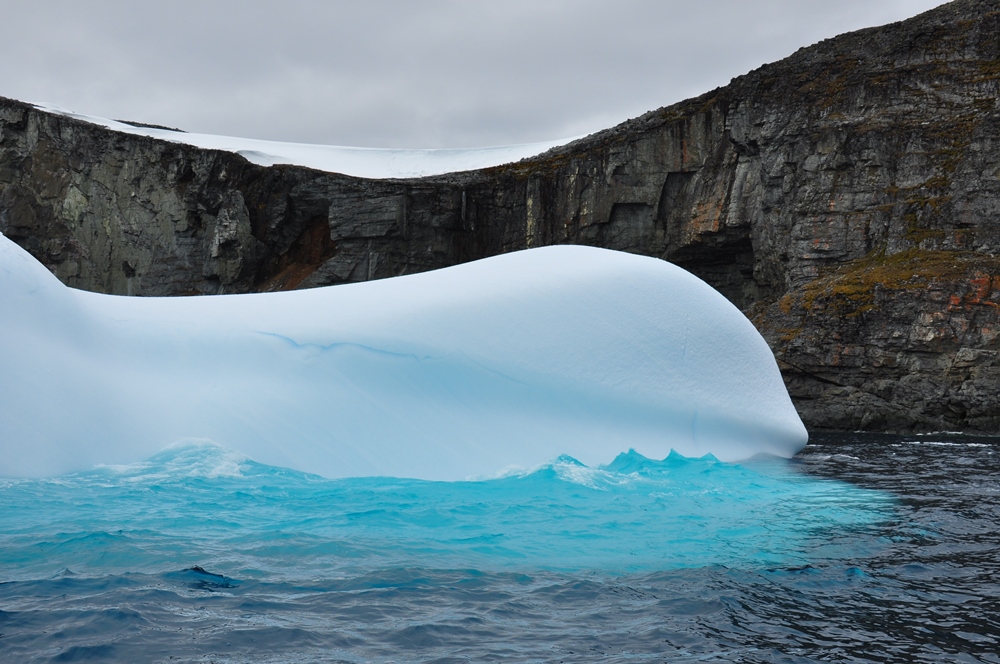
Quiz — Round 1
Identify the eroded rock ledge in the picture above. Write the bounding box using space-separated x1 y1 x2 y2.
3 0 1000 434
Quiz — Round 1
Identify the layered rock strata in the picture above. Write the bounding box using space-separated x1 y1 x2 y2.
2 0 1000 433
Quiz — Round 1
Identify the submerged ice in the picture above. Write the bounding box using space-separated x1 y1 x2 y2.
0 233 806 479
0 445 887 578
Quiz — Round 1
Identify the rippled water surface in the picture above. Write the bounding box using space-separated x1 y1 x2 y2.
1 433 997 662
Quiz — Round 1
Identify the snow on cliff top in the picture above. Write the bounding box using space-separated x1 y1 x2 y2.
32 102 578 179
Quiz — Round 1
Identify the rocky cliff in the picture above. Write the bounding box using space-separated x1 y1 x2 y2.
3 0 1000 434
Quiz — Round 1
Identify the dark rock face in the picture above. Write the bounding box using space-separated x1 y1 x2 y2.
753 250 1000 432
0 108 470 295
2 0 1000 433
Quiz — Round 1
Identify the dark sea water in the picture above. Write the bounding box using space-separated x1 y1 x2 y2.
0 433 997 663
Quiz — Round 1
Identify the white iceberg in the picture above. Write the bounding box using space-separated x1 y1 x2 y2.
0 232 807 480
30 102 579 179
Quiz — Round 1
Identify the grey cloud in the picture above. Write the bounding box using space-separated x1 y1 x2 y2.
1 0 946 148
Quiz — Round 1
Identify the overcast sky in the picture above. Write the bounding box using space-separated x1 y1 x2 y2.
1 0 947 148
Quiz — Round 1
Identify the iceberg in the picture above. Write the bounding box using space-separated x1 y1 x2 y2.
0 232 807 480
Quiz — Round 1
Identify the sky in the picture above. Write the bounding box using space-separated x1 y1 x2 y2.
0 0 948 149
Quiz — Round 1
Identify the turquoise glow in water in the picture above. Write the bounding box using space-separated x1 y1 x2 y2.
3 437 996 663
0 444 890 580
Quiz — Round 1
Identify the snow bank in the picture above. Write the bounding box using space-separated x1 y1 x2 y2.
31 103 578 179
0 233 807 479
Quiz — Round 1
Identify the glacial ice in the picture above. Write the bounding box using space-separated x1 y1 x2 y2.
0 232 807 480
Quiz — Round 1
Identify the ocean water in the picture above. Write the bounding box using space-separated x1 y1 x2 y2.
0 434 997 663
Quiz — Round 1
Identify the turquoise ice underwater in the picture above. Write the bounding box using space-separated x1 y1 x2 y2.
0 230 889 576
0 232 908 663
0 444 891 580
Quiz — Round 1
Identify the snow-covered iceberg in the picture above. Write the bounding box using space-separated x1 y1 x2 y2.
0 232 807 480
